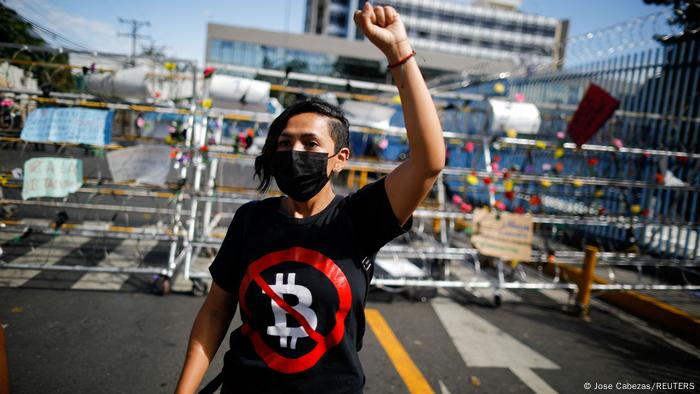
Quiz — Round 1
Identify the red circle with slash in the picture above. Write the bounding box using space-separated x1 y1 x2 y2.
238 246 352 374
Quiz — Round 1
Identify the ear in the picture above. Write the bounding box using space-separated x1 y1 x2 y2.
333 147 351 174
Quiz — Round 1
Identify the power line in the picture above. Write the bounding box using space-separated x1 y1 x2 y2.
11 12 93 51
118 18 151 62
11 0 94 51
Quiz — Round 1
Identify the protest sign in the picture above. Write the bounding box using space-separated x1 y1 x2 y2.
106 145 172 186
22 158 83 200
21 107 113 145
471 208 533 261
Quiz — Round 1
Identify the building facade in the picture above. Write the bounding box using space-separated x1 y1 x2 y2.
304 0 568 70
205 23 520 85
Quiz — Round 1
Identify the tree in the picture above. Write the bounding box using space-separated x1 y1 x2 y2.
0 3 73 93
644 0 700 43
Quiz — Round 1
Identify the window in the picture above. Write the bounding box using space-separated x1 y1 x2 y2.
497 41 515 52
330 11 348 26
437 33 452 42
208 40 222 62
460 15 475 25
480 40 493 49
222 42 234 64
438 11 452 22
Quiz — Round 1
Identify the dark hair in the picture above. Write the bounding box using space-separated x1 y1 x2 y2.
254 98 350 193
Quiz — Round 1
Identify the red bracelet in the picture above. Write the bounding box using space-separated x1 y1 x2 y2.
387 50 416 69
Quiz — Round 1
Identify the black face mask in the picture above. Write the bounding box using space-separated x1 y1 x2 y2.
272 150 338 202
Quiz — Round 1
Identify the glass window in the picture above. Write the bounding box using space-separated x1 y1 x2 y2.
208 40 221 62
222 42 234 64
437 33 452 42
480 40 493 49
499 41 515 52
355 27 365 40
438 11 452 22
330 11 348 26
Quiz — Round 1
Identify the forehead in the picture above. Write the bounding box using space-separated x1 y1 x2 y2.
281 113 333 139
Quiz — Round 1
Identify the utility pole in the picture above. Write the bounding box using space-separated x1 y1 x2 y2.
118 18 151 63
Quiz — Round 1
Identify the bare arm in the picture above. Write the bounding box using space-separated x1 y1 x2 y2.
0 323 9 394
175 282 237 394
354 4 445 226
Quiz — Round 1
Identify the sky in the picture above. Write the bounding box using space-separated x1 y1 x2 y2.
2 0 670 66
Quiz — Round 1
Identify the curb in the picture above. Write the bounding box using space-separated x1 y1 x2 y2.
544 262 700 347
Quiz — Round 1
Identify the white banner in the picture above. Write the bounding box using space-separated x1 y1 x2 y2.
106 145 172 186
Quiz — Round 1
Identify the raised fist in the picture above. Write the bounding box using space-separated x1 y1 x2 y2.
353 2 412 64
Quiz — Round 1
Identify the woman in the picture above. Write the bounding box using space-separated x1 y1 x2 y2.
175 3 445 393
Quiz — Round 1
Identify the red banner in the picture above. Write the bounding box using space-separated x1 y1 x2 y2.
567 84 620 147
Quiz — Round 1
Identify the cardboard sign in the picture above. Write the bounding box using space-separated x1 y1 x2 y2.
471 208 533 261
22 158 83 200
21 107 113 145
106 145 172 186
566 84 619 147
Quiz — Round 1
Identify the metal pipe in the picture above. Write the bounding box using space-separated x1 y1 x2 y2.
0 261 169 275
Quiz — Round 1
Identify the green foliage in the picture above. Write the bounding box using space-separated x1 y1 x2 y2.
0 3 74 93
643 0 700 43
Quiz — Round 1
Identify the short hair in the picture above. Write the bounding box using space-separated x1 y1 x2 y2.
254 98 350 193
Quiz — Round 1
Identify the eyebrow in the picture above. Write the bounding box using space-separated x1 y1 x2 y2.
279 131 322 139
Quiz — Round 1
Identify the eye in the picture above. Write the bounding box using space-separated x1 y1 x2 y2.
277 140 290 147
305 140 320 148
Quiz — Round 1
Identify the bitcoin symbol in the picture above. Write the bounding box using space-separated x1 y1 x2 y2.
265 273 318 350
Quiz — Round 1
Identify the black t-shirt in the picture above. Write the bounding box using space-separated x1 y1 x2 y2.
209 177 413 394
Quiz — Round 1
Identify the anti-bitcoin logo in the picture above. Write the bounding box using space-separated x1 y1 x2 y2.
239 246 352 373
265 272 318 350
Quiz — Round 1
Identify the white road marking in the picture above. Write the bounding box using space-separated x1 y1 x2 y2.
71 239 159 290
432 297 560 394
375 257 427 278
0 235 93 287
449 260 523 302
438 379 451 394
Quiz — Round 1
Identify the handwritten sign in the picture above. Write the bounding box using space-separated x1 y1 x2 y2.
21 107 113 145
567 84 619 147
106 145 172 186
22 158 83 200
471 208 533 261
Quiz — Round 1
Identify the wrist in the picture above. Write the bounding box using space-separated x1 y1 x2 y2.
384 40 413 65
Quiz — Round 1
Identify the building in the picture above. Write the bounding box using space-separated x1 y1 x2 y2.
205 23 520 86
304 0 568 70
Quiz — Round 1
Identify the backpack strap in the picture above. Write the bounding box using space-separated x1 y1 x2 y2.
198 371 223 394
360 253 376 305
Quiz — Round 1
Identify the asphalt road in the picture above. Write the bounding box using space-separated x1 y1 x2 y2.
1 286 698 394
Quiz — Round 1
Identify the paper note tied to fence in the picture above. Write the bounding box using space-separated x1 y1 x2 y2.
470 208 533 261
20 107 113 146
22 158 83 200
106 145 172 186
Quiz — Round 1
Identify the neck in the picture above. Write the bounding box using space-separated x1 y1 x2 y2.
283 183 336 218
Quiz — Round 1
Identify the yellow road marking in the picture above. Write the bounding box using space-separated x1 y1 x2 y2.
365 308 435 394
